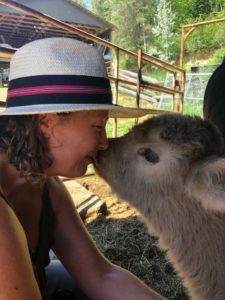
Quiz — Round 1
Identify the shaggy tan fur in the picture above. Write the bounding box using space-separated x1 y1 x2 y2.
95 114 225 300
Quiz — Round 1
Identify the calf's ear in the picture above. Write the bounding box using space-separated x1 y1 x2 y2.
186 158 225 212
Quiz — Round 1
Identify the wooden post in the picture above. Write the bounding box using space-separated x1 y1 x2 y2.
171 73 176 111
177 71 185 113
136 49 142 108
135 49 142 125
112 48 119 137
179 26 185 69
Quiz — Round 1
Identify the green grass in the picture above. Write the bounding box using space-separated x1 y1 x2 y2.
106 118 136 137
107 92 154 137
183 99 203 117
108 93 204 137
0 87 7 100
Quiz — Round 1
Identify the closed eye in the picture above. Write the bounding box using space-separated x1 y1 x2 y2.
93 125 105 133
95 125 104 131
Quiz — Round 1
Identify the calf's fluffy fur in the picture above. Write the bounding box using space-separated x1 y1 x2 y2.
95 113 225 300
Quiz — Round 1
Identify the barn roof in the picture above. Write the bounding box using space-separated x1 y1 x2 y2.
0 0 114 51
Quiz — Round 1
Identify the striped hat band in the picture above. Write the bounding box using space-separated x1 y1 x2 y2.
7 75 112 108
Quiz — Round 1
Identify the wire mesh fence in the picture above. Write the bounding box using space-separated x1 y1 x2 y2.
158 72 215 117
110 70 216 137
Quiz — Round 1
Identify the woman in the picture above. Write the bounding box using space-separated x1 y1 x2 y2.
0 37 165 299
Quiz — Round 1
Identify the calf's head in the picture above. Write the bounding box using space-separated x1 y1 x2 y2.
95 114 225 212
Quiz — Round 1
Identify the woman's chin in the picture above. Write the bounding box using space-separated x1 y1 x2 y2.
74 165 88 178
46 161 89 178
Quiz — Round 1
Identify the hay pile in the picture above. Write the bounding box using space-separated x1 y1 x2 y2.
77 175 189 299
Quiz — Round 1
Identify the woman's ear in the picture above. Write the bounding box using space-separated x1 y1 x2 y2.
38 114 63 148
38 114 56 137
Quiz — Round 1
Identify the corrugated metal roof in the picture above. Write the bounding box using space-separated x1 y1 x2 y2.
0 0 114 28
0 0 114 48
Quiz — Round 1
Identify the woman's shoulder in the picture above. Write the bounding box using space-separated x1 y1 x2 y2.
0 193 42 299
46 176 74 210
0 192 29 256
46 176 70 194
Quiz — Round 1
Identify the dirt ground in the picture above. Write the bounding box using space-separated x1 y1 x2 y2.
76 175 189 300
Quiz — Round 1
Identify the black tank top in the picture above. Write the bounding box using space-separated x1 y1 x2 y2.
0 184 55 299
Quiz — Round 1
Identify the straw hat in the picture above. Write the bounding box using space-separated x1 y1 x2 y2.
0 37 151 118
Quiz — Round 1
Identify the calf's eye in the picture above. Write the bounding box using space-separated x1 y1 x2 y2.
138 148 159 164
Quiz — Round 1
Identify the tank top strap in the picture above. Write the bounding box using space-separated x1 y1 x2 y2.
0 190 9 204
31 182 56 297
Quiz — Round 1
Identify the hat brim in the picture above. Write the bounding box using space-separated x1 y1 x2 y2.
0 103 159 118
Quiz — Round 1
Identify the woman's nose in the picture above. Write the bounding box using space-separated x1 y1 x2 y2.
98 129 108 150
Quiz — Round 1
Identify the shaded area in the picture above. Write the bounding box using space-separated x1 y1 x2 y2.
86 215 188 299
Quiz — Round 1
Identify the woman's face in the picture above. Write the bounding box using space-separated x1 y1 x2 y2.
38 111 108 178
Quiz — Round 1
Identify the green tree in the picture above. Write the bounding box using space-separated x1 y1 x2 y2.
152 0 176 61
209 0 225 12
170 0 196 25
90 0 111 20
71 0 88 8
89 0 225 65
90 0 157 68
191 0 212 18
90 0 156 52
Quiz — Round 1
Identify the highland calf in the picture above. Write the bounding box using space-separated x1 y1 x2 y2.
95 113 225 300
